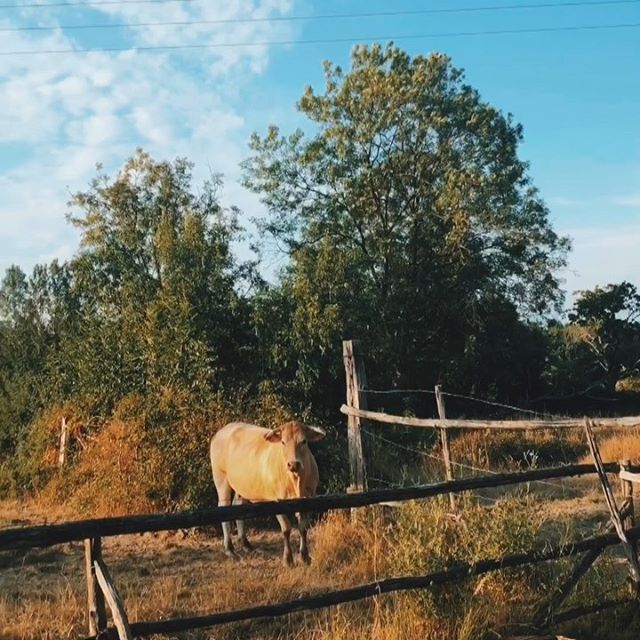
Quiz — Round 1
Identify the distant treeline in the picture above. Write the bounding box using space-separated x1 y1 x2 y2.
1 45 639 506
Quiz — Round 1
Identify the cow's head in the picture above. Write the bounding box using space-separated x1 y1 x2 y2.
264 420 326 475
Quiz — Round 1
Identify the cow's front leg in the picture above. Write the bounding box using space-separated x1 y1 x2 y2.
276 514 294 567
234 495 254 552
214 477 238 559
297 512 311 565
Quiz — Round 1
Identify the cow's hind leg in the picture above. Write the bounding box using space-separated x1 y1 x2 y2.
276 514 294 567
212 471 238 559
296 512 311 565
234 495 254 552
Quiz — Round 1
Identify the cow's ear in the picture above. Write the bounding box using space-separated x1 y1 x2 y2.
264 428 281 443
304 425 326 442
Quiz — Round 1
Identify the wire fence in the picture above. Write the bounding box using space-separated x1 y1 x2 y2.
358 385 596 500
362 425 582 498
363 387 559 418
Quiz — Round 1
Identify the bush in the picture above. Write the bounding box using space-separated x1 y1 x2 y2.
6 384 347 516
312 496 552 639
388 496 545 631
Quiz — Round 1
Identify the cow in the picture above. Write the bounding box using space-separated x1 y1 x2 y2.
210 420 326 566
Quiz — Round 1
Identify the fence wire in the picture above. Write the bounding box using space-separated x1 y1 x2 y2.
362 425 583 497
362 387 562 419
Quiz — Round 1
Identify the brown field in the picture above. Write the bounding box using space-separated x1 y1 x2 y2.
3 430 640 640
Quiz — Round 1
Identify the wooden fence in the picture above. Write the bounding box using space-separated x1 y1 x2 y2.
1 461 638 639
341 339 640 495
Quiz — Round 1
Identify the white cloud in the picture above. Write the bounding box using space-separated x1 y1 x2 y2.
613 194 640 207
0 1 300 275
560 223 640 297
548 196 587 208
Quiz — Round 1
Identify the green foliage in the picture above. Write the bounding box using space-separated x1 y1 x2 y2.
566 282 640 392
0 151 266 504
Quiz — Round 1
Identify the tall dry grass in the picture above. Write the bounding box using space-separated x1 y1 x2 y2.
579 430 640 463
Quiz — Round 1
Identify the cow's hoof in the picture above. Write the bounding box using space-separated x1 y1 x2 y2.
283 554 294 567
224 549 241 561
300 551 311 565
240 539 255 553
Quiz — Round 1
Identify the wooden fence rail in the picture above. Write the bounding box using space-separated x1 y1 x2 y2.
0 462 624 552
85 525 640 640
340 404 640 431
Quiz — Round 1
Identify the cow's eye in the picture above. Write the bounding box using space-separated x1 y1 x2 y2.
300 440 307 446
281 441 285 445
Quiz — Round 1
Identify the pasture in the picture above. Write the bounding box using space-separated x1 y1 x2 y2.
2 449 640 639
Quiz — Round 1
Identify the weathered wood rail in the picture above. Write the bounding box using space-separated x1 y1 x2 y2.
2 460 638 640
0 462 622 551
85 525 640 640
340 404 640 431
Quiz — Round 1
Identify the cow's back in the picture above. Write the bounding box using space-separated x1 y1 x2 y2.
210 422 286 502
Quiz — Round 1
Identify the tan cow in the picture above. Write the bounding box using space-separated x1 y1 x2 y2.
210 420 326 566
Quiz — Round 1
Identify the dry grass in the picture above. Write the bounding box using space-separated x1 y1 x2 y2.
4 425 640 640
0 494 636 640
579 430 640 463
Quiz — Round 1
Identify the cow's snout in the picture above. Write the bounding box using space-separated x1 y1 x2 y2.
287 460 302 473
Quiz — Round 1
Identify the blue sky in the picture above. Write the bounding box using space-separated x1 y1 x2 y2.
1 0 639 304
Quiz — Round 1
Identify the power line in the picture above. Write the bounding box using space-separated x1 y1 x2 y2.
0 0 193 8
2 0 639 11
2 22 639 56
3 0 640 32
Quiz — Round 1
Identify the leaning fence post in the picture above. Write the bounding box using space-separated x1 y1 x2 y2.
435 385 456 511
84 537 107 636
343 340 368 495
584 418 640 585
620 459 635 531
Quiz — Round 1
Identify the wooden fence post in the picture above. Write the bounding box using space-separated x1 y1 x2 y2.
620 459 635 531
84 537 107 636
343 340 368 494
58 416 68 469
435 385 456 511
95 556 134 640
620 458 637 595
584 418 640 585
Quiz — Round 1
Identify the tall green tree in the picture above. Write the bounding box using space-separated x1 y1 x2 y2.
64 150 254 410
564 282 640 393
244 44 569 398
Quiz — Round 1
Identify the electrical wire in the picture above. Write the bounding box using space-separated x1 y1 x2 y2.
0 0 193 8
2 22 640 56
4 0 640 32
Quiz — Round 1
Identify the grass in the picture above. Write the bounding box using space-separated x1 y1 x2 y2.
1 490 635 640
3 428 640 639
580 430 640 463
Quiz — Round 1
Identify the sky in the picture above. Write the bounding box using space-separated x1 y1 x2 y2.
0 0 639 307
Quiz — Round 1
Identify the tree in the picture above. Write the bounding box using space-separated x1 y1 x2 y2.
565 282 640 392
243 44 569 396
0 264 62 453
63 149 255 409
